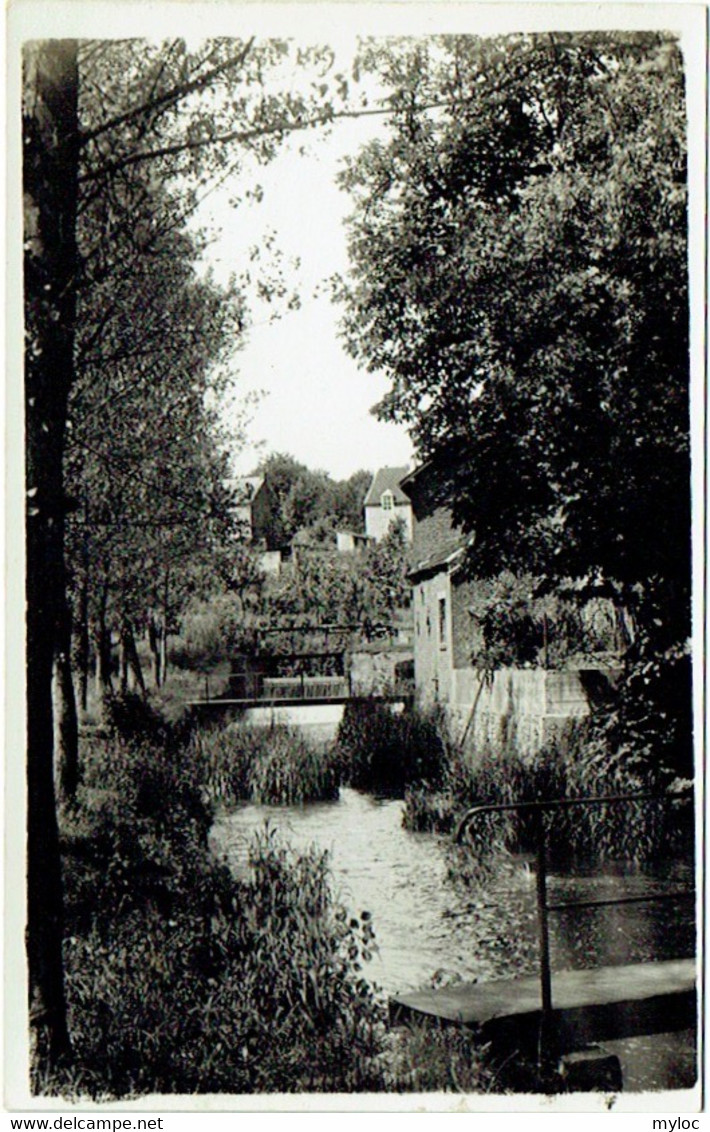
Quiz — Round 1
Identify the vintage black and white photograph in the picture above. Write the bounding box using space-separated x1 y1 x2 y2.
10 0 705 1111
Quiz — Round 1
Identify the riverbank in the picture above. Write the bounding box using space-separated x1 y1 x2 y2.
46 697 500 1098
212 787 695 998
46 696 696 1098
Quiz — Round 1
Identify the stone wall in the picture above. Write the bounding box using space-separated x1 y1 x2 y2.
412 571 454 704
350 647 413 694
442 666 619 761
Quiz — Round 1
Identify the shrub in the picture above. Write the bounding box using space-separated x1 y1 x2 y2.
100 690 196 750
192 721 340 806
55 828 387 1097
337 699 448 797
48 699 394 1097
247 727 339 805
188 722 252 807
169 592 259 670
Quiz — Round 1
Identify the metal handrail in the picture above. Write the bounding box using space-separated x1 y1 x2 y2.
453 791 694 1046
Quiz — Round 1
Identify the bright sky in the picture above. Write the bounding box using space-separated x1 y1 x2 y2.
198 93 414 481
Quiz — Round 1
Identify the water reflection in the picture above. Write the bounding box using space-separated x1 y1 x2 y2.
210 787 695 996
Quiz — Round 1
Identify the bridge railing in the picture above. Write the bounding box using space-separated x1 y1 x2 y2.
453 792 694 1045
196 673 415 704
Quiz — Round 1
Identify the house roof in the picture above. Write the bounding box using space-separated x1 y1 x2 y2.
408 541 467 582
363 466 411 507
229 476 265 504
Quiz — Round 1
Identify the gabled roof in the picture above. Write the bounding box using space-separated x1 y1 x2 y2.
363 466 411 507
229 476 265 504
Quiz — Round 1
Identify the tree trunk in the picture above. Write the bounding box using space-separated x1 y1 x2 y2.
93 612 113 705
52 597 79 803
125 622 146 693
24 39 78 1071
76 503 90 712
119 618 146 694
161 566 169 686
148 610 165 688
119 630 129 692
159 625 168 688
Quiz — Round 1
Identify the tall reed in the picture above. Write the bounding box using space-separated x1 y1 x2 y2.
403 723 693 867
192 720 340 806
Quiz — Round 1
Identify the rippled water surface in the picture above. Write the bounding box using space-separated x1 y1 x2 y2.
210 787 695 996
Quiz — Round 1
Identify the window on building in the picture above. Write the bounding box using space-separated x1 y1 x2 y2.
381 490 393 511
438 596 447 649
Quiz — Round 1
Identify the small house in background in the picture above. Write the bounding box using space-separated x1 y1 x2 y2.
363 466 413 542
229 475 284 574
400 463 620 758
336 530 373 554
231 476 274 547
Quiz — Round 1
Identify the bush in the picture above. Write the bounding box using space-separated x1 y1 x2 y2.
169 593 258 670
55 826 387 1096
47 701 395 1097
101 690 173 747
247 727 340 805
336 700 448 797
192 721 340 806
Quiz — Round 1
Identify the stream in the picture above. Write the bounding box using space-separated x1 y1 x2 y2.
210 787 695 996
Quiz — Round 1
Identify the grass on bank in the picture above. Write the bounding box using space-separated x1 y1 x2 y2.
193 719 339 807
335 699 447 797
329 694 693 867
402 723 694 876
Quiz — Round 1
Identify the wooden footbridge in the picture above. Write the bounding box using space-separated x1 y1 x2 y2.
391 794 696 1088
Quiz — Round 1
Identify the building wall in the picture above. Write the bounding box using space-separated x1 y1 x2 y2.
258 549 282 575
336 531 372 554
447 666 618 761
413 568 618 759
250 484 274 547
234 503 253 542
450 576 484 669
412 569 455 705
364 501 413 543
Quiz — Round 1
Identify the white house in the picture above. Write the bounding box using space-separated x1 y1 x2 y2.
363 466 413 542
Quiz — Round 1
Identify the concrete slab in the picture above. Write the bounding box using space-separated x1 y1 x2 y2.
390 959 696 1028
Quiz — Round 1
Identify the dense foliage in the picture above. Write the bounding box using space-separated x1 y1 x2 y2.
47 702 510 1097
465 571 628 671
403 722 694 868
255 452 372 546
23 33 375 1074
253 517 411 652
194 719 340 806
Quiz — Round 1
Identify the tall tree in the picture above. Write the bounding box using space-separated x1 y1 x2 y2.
339 33 690 768
24 37 78 1068
65 186 243 700
341 33 688 600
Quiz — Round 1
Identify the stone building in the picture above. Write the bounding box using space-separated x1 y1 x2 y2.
400 463 618 758
231 476 275 547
